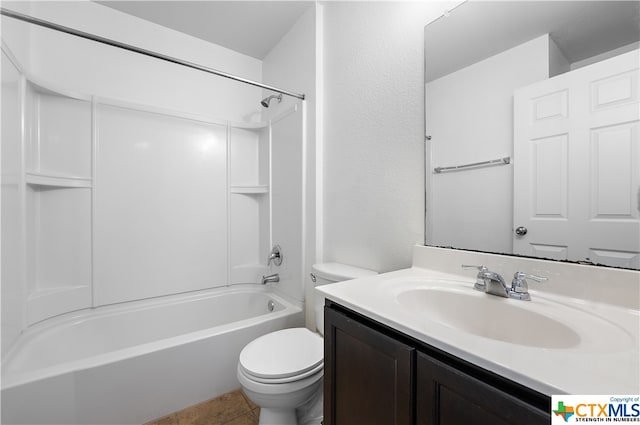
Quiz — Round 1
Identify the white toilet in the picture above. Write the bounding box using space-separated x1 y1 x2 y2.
237 262 377 425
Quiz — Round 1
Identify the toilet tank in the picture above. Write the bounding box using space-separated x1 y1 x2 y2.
311 262 377 335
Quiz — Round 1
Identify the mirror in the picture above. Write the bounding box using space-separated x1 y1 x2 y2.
425 1 640 270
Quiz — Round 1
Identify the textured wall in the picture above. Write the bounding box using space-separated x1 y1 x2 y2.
322 2 447 272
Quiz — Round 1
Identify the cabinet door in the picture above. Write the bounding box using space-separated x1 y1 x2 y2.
324 307 415 425
416 352 548 425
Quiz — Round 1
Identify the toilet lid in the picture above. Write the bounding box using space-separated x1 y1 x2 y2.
239 328 323 381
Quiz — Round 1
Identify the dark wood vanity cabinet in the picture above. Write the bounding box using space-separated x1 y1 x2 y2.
324 302 550 425
416 352 549 425
323 306 414 425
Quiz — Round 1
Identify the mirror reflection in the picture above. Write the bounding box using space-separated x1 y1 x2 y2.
425 1 640 270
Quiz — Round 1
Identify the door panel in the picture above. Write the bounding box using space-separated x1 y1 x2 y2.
514 50 640 268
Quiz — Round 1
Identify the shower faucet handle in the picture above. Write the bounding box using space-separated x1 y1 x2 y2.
267 245 283 266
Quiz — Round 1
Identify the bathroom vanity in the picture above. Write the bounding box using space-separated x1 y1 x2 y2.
323 301 548 425
317 246 640 425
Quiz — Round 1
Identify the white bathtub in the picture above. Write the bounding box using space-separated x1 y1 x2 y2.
1 285 303 425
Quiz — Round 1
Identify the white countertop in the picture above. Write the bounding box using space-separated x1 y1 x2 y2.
317 265 640 396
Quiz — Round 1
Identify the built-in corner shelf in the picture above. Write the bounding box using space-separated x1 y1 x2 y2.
230 185 268 194
26 172 92 188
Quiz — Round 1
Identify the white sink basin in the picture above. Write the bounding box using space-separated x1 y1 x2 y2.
386 278 635 352
397 287 579 348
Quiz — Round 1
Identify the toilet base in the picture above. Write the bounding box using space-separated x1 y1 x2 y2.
259 407 297 425
297 384 324 425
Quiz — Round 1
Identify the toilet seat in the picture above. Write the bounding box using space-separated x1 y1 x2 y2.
239 328 323 384
239 360 324 384
237 363 324 396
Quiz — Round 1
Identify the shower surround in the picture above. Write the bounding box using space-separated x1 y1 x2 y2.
1 3 308 423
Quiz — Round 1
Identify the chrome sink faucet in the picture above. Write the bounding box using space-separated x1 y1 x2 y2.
462 265 509 297
461 265 547 300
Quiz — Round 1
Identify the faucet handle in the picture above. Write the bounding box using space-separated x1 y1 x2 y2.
510 272 548 300
461 264 489 291
516 272 547 282
267 245 283 266
461 264 488 272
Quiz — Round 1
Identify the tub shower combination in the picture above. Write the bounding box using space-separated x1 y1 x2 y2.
2 287 302 424
1 9 307 425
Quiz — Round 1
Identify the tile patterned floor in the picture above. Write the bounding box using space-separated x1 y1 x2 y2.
144 389 259 425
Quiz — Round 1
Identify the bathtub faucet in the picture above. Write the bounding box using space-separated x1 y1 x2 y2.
261 273 280 285
267 245 283 266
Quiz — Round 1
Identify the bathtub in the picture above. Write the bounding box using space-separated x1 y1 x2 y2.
1 285 303 425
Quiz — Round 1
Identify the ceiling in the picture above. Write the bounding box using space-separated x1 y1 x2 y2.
96 1 312 59
425 1 640 82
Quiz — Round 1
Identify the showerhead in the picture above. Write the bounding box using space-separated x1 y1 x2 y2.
261 94 282 108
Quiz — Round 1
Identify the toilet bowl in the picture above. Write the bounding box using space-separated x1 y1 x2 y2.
237 263 377 425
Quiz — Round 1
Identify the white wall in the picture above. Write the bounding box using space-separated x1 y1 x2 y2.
426 35 549 254
548 36 570 77
1 1 262 121
321 2 448 273
571 41 640 71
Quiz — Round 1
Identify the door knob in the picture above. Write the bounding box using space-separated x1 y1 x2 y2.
514 226 528 236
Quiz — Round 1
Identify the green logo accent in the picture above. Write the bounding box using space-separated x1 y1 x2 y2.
553 401 575 422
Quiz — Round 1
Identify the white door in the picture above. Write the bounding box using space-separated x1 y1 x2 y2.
513 50 640 268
